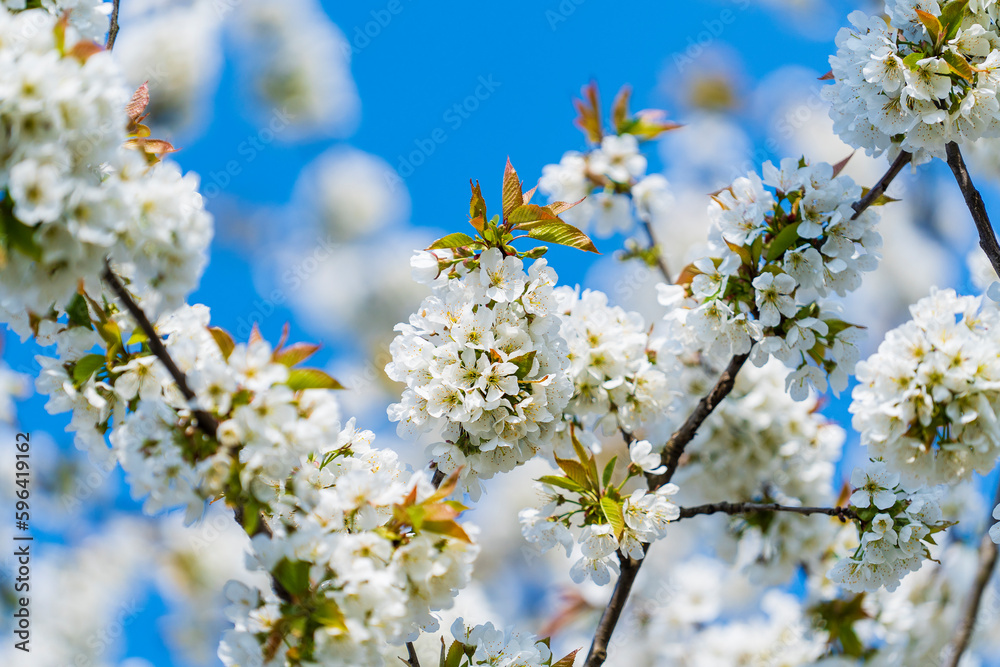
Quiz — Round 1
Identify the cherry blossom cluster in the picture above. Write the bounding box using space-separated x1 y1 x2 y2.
447 619 576 667
33 301 347 520
538 83 678 238
0 7 212 323
28 290 482 664
674 361 848 583
232 0 359 140
659 157 880 399
829 460 949 593
825 1 1000 162
519 437 680 585
1 0 111 42
539 133 673 238
220 467 479 667
552 286 679 444
851 288 1000 486
386 248 573 498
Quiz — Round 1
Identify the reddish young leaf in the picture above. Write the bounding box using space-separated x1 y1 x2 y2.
573 80 603 143
831 151 855 178
501 158 523 219
611 85 632 133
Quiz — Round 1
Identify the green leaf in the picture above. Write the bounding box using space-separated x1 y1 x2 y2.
602 456 618 488
272 558 311 598
508 204 558 227
508 350 536 379
72 354 105 385
97 320 122 348
127 329 148 345
552 649 580 667
725 239 753 267
941 0 970 40
526 221 600 254
444 640 465 667
429 232 477 250
750 232 764 265
0 211 43 262
858 187 900 207
422 519 473 543
902 52 926 70
65 293 93 330
555 457 592 491
209 327 235 360
502 158 523 219
765 221 802 261
314 598 347 631
537 475 584 494
600 496 625 539
286 368 345 391
570 428 600 486
941 49 974 82
274 342 321 367
469 180 488 223
914 9 943 42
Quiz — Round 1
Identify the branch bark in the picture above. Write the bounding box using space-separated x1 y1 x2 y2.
677 501 857 522
851 150 911 221
105 0 121 51
584 552 644 667
647 352 749 490
101 261 290 601
582 149 915 667
942 479 1000 667
101 261 219 438
945 142 1000 280
402 641 421 667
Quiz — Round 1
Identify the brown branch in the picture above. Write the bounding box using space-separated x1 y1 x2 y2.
584 552 644 667
101 260 290 602
648 352 749 490
942 479 1000 667
402 642 421 667
851 150 911 221
582 150 916 667
945 142 1000 280
105 0 121 51
101 260 218 439
640 218 671 282
677 501 857 522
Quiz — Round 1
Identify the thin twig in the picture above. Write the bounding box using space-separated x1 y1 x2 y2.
945 142 1000 279
404 641 422 667
101 260 290 601
647 352 749 490
677 501 857 522
851 150 911 221
640 218 671 282
101 260 218 438
942 479 1000 667
583 149 916 667
105 0 121 51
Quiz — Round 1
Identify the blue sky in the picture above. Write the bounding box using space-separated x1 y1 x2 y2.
9 1 997 664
